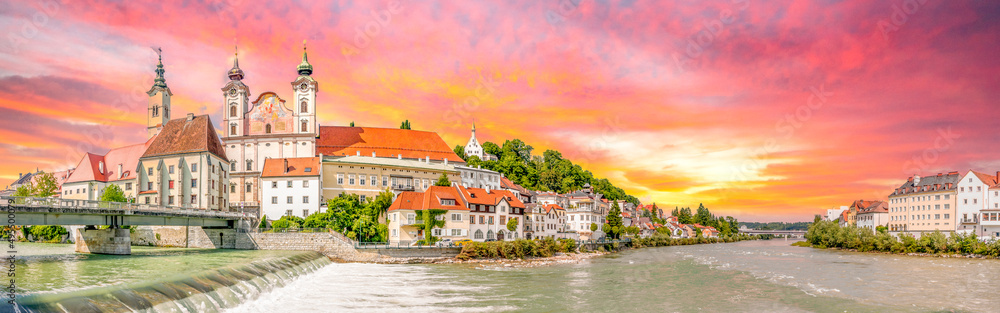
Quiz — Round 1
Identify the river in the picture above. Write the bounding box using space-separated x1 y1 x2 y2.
229 239 997 312
9 239 999 312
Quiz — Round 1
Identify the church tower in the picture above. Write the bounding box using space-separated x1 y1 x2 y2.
147 49 172 138
464 121 484 159
222 46 250 138
291 40 317 135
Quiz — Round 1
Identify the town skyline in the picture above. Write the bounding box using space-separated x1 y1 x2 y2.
2 1 999 222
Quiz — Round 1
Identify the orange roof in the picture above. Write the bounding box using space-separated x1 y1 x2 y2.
970 171 999 186
499 176 529 194
317 126 464 163
261 157 320 178
544 204 565 213
457 186 526 208
388 186 469 212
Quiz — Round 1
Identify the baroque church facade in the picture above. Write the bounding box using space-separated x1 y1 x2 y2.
222 43 318 210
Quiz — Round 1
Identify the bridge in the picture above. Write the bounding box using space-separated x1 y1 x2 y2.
3 196 253 255
739 229 807 238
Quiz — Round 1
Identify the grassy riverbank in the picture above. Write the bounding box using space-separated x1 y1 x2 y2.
802 220 1000 258
455 233 772 260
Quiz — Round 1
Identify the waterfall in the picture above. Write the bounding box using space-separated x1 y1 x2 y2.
12 252 331 313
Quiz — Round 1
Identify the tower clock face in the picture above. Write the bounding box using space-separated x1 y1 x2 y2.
229 88 237 96
299 83 309 91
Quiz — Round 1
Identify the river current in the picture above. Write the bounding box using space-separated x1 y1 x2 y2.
229 239 998 312
10 239 999 312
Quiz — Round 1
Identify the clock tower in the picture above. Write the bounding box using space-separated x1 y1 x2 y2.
291 40 317 135
147 49 171 139
222 47 250 138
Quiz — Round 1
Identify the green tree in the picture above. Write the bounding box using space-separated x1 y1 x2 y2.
349 121 355 127
259 215 269 229
99 184 127 202
453 145 466 161
481 141 502 157
303 212 332 228
414 209 446 244
400 120 411 130
590 223 598 232
506 217 518 232
13 184 33 197
606 201 623 239
33 172 58 198
435 173 451 186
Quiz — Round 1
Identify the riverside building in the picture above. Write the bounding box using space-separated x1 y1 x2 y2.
887 172 960 235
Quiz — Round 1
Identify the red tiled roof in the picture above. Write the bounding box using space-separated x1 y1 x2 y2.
388 186 469 212
858 201 888 214
499 176 530 194
970 171 999 186
261 157 320 178
143 115 227 160
457 186 526 208
544 204 565 213
317 126 464 163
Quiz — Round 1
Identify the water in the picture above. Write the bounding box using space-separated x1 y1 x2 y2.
230 240 998 312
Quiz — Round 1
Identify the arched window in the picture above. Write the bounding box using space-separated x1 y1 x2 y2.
245 182 252 193
265 124 271 134
152 106 159 117
300 101 308 113
474 230 484 239
230 125 237 136
230 106 237 117
301 121 308 132
245 159 252 171
230 161 236 171
486 230 495 240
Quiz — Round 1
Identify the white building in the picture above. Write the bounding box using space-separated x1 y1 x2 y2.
459 186 525 241
463 123 497 161
223 44 318 215
826 206 848 222
456 165 501 190
984 177 1000 238
955 171 995 235
856 201 888 232
260 157 321 219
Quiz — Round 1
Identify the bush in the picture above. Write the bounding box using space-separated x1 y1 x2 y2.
805 221 1000 257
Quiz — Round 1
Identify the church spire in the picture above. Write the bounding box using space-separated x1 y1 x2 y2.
297 40 313 76
153 48 168 89
228 43 245 80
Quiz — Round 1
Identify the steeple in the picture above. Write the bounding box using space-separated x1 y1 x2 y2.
228 44 245 80
153 48 168 89
297 40 313 76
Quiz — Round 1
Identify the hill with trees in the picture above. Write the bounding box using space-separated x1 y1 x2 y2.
453 139 639 204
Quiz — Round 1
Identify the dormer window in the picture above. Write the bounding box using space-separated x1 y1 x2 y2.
440 199 456 206
98 161 104 174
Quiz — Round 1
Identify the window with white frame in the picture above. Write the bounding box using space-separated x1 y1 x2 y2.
287 181 293 188
349 175 355 185
432 228 443 236
360 175 367 186
303 196 309 204
287 196 293 204
383 176 388 187
451 213 462 221
272 196 278 204
337 174 344 185
303 180 309 188
392 229 398 237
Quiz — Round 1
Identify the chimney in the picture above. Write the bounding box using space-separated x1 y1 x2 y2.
356 151 361 156
372 152 376 157
426 156 430 163
186 113 194 121
283 159 289 173
913 175 920 185
397 154 402 160
118 164 123 179
444 158 448 165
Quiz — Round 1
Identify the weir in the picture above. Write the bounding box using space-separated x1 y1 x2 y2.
13 251 331 312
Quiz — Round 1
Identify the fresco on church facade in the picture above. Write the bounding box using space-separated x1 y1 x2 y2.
247 92 294 135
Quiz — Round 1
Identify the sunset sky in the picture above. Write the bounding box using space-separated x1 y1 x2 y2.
1 1 998 222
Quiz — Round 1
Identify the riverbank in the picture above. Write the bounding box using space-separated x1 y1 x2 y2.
803 220 1000 259
791 240 996 259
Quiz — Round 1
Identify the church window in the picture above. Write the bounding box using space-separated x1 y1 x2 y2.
246 160 252 171
152 106 159 117
301 121 308 132
245 182 252 193
230 125 237 136
265 124 272 134
301 101 308 113
230 106 237 117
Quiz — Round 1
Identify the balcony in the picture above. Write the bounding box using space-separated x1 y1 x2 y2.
393 185 415 191
401 218 423 226
960 217 979 224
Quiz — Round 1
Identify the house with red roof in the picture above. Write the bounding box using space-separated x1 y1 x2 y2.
136 114 230 210
459 186 526 241
260 157 321 218
317 126 464 203
387 185 470 245
61 137 156 201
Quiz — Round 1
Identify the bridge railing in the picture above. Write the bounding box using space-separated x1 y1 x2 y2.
1 196 247 219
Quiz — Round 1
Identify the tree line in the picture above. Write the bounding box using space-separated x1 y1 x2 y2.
739 221 811 231
453 138 639 205
670 204 740 237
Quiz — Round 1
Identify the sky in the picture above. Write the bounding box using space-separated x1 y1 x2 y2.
1 0 998 222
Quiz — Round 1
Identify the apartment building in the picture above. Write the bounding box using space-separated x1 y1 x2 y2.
260 157 321 218
386 186 470 244
887 172 959 235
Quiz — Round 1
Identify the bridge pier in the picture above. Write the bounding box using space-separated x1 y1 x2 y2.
75 227 131 255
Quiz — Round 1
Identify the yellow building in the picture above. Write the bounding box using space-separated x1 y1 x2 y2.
387 186 470 244
887 172 960 234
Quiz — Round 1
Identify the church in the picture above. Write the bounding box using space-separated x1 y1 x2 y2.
222 42 318 212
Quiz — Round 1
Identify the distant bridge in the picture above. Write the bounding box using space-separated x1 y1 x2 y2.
739 229 807 237
3 196 248 228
